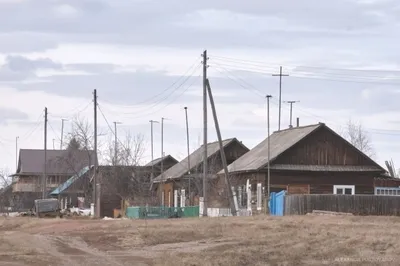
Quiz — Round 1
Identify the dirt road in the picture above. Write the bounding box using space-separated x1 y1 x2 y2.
0 215 399 266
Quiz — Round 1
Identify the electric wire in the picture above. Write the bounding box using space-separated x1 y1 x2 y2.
211 64 400 136
100 57 202 109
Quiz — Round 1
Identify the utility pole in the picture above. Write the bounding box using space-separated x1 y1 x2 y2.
184 107 191 205
265 95 272 214
43 107 48 199
149 120 159 181
202 49 208 217
93 89 99 218
161 117 165 181
206 79 236 216
272 66 289 131
15 136 19 171
113 121 122 165
60 118 68 149
284 101 299 128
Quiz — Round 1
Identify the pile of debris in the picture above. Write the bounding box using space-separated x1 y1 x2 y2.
61 207 92 217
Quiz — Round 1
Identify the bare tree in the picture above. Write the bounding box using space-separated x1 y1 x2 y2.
100 131 151 208
55 116 100 204
341 119 375 158
64 116 94 151
0 168 12 212
0 168 11 188
104 131 146 166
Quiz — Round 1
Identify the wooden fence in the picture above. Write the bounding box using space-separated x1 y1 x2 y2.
285 194 400 216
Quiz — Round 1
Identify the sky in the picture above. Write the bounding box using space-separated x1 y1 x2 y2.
1 0 400 174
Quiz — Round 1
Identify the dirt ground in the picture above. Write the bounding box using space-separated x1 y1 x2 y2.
0 215 399 266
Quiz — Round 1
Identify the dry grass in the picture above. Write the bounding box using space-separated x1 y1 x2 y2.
0 215 399 265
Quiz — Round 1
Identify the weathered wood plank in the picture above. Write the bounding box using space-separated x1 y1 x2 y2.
285 194 400 216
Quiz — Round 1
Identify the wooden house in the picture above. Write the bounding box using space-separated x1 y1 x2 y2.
152 138 249 207
47 155 178 217
11 149 96 210
218 123 387 212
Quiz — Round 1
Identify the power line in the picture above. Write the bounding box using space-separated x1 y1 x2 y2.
211 64 400 136
100 73 201 120
101 64 202 116
211 57 400 85
48 101 92 119
211 54 400 77
100 57 202 109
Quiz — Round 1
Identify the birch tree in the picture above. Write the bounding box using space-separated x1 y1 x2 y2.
342 119 374 158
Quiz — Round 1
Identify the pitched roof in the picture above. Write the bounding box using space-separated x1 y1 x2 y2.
144 155 178 167
224 123 385 174
225 124 321 174
14 149 97 176
153 138 247 182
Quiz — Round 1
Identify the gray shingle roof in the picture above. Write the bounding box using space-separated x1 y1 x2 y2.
15 149 97 175
224 124 323 173
144 155 178 167
224 123 385 174
153 138 244 182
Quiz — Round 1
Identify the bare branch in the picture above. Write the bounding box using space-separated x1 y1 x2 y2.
104 131 146 166
341 119 375 158
0 168 11 188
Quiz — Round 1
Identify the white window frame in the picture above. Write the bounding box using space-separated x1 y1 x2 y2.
375 187 400 196
333 185 355 195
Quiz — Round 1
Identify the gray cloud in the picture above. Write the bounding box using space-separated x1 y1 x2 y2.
3 54 399 118
0 107 29 125
0 55 62 81
0 0 398 52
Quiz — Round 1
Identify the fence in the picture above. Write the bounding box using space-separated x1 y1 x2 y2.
126 206 199 219
285 194 400 216
204 208 252 217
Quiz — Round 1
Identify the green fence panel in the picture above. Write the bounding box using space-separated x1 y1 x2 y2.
126 206 200 219
126 207 141 219
183 206 200 217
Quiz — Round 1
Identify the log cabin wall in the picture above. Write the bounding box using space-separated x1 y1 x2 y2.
273 126 375 166
228 171 377 195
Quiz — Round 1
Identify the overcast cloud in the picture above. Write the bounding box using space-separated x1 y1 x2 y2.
0 0 400 171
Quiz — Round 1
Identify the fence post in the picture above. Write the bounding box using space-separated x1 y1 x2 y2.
199 197 204 217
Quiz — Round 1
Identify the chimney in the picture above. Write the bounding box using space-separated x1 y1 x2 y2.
296 117 300 127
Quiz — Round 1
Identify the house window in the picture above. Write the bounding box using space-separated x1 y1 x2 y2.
375 187 400 196
333 185 355 195
161 191 165 206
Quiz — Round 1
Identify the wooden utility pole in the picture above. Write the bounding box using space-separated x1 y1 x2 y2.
265 95 272 214
202 50 208 217
93 89 99 217
272 66 289 131
15 136 18 171
60 118 67 149
284 101 299 128
206 79 236 216
149 120 159 181
161 117 165 180
113 121 122 165
184 107 191 205
43 107 48 199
